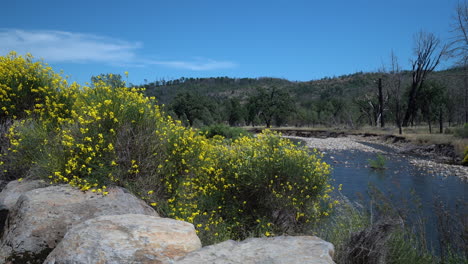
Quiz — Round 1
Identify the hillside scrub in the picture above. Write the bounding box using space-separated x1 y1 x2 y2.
0 52 336 245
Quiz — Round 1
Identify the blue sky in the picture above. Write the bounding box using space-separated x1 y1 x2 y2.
0 0 458 85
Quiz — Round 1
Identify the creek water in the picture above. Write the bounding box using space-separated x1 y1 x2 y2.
291 138 467 253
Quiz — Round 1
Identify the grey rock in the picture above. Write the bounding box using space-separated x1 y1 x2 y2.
44 214 201 264
0 180 49 238
0 185 158 263
0 180 48 209
175 235 335 264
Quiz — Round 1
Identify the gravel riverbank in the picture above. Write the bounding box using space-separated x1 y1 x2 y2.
285 135 468 182
285 135 388 152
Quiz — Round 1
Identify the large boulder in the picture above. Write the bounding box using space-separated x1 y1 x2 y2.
44 214 201 264
0 185 158 263
175 235 335 264
0 180 49 237
0 180 48 209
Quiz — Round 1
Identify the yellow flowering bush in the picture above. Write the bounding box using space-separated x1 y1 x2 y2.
164 130 334 244
1 52 335 245
0 52 76 180
0 51 74 121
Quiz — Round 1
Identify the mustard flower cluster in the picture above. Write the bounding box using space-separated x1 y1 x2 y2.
161 130 336 244
1 52 336 244
0 51 75 121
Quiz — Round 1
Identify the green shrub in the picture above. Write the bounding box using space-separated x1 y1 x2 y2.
312 199 369 262
200 123 251 140
454 123 468 138
463 146 468 165
169 131 335 244
368 153 386 169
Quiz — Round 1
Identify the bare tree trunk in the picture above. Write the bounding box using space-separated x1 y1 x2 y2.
396 101 402 135
427 105 432 133
403 83 419 127
465 74 468 123
428 118 432 133
403 31 447 127
439 108 443 133
378 78 385 127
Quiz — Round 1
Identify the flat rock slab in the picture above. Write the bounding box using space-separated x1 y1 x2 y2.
1 185 158 263
44 214 201 264
176 235 335 264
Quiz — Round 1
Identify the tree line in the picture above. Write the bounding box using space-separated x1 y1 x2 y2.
123 2 468 133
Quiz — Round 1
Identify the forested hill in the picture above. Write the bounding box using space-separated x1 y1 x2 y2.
137 68 466 128
141 72 382 105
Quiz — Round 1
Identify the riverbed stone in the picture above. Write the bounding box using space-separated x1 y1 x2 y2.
175 235 335 264
44 214 201 264
0 185 158 263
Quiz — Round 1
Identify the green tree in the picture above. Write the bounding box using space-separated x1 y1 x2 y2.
91 73 126 88
417 81 447 133
226 98 245 126
248 87 294 128
171 92 222 127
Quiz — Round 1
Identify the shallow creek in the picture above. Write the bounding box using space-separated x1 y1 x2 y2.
288 136 467 253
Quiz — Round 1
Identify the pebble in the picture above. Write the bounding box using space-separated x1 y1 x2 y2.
284 136 384 153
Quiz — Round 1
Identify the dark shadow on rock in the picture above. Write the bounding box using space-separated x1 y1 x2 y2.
0 204 7 237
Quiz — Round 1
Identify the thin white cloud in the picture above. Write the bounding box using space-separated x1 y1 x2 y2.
0 29 236 71
0 29 140 63
146 59 237 71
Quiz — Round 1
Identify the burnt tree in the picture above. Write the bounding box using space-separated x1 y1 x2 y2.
402 31 447 127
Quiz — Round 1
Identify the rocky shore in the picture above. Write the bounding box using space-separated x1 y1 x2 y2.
285 135 468 182
285 135 387 153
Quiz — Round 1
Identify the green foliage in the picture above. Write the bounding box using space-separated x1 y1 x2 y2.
170 92 222 127
183 132 334 244
91 73 126 88
319 189 467 263
200 124 251 140
386 229 437 264
312 199 370 262
368 153 386 169
1 52 335 246
247 86 294 127
140 69 465 129
454 123 468 138
463 146 468 165
226 98 245 126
